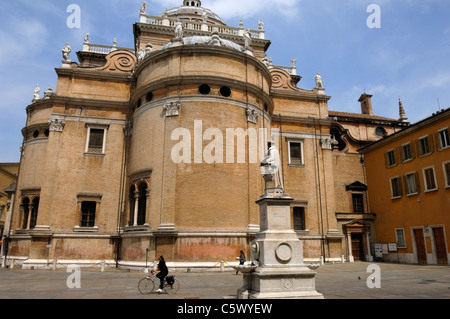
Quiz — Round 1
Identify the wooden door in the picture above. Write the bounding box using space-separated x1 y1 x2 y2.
414 229 427 264
433 227 448 265
351 234 364 261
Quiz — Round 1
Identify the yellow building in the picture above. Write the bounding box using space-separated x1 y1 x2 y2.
7 1 408 269
360 108 449 265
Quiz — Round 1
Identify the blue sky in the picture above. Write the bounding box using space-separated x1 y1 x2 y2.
0 0 449 163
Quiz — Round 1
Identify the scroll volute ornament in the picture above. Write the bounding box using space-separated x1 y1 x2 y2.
96 51 137 73
270 69 298 90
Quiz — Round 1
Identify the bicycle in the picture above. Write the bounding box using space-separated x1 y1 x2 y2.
138 273 180 295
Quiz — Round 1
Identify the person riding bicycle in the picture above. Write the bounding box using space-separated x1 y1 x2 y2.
152 254 168 293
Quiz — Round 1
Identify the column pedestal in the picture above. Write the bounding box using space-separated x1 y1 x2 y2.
242 194 323 299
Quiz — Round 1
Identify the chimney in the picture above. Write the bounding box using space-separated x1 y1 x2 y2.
359 93 373 115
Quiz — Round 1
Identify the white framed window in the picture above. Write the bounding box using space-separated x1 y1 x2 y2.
404 172 420 196
423 166 438 192
386 148 397 167
390 176 403 199
443 161 450 188
85 124 108 155
395 228 407 248
401 142 413 162
287 140 304 166
438 127 450 149
418 135 432 156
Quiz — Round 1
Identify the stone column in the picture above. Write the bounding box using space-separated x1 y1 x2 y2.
347 233 354 262
366 232 373 262
133 191 140 226
26 204 34 230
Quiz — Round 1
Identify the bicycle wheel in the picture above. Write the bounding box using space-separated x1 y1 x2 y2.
138 277 155 294
164 278 180 295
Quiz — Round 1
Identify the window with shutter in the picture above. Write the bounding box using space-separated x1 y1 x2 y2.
443 162 450 187
438 128 450 149
390 177 403 198
423 167 437 192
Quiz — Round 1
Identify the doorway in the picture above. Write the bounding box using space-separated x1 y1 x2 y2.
351 233 364 261
414 229 427 264
433 227 448 265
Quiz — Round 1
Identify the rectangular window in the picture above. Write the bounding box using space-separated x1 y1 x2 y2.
352 193 365 213
293 207 305 231
423 167 437 192
390 177 403 198
418 136 431 156
288 141 303 165
444 162 450 187
404 172 420 195
81 201 96 227
386 149 397 167
438 128 450 149
87 129 105 154
395 228 406 248
85 124 108 155
402 143 412 162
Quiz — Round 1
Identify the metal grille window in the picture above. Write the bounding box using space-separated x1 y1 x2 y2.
289 141 303 165
87 129 105 154
395 228 406 248
352 193 364 213
81 201 96 227
293 207 305 231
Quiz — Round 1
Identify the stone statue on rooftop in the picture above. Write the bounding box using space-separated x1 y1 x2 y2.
62 43 71 62
137 49 145 62
33 85 40 101
140 2 147 14
243 29 252 49
174 21 183 39
315 72 324 89
84 33 89 43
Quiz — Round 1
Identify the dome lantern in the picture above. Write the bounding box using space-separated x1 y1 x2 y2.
183 0 201 7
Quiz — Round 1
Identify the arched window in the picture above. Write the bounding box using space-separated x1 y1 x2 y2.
137 183 147 225
128 181 149 227
21 198 30 229
21 196 39 229
129 185 136 226
30 197 39 229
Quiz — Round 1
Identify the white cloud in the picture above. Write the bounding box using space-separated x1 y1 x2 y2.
420 72 450 89
0 19 49 64
147 0 301 20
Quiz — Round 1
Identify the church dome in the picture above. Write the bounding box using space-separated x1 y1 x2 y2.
164 0 226 25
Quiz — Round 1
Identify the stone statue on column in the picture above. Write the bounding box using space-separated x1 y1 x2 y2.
260 140 284 194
